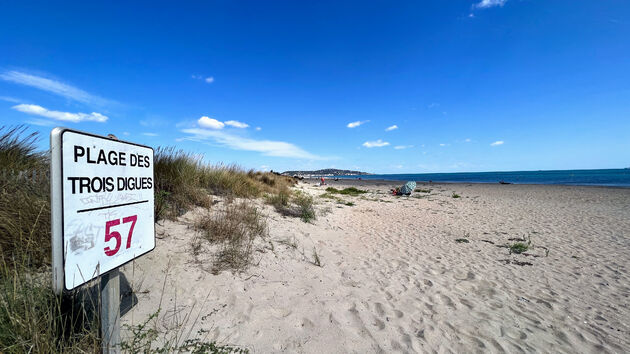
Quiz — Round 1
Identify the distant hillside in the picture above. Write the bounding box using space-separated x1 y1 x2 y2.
282 168 369 177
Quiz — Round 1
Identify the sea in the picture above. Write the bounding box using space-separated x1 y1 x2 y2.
335 169 630 187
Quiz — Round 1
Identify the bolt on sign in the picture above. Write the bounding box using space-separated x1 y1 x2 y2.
50 128 155 293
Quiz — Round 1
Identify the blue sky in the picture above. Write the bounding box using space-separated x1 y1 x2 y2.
1 0 629 173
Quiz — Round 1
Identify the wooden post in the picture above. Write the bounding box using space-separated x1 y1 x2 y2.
100 269 120 353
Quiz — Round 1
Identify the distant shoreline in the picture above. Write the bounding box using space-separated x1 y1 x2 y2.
302 168 630 188
306 177 630 189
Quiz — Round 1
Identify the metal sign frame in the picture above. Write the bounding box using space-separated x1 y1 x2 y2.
50 127 155 294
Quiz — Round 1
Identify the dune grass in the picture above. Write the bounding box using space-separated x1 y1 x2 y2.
154 147 295 220
267 190 316 223
194 200 268 274
0 126 279 351
294 192 316 222
264 188 291 209
0 126 51 269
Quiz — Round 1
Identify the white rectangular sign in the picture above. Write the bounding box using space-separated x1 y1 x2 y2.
51 128 155 292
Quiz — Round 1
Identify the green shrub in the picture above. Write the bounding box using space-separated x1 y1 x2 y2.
509 242 529 254
325 187 367 196
293 192 316 223
265 188 291 209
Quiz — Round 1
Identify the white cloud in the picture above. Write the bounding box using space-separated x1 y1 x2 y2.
198 116 224 130
142 132 158 137
122 132 130 136
385 125 398 131
198 117 250 129
1 70 109 105
0 96 21 103
490 140 504 146
255 127 262 131
347 120 369 128
25 119 56 127
474 0 507 9
224 120 249 128
181 128 325 160
362 139 390 148
394 145 413 150
464 138 472 142
439 143 448 147
12 104 108 123
192 75 215 83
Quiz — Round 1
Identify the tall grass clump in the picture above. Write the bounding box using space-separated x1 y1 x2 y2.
266 190 316 223
153 147 213 219
265 188 291 209
0 126 50 268
0 262 100 353
294 192 316 223
154 147 296 220
194 201 268 273
0 126 101 352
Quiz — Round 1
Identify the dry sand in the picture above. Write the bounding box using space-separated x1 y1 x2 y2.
121 181 630 353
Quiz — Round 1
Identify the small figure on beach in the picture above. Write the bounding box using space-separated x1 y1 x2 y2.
320 177 326 186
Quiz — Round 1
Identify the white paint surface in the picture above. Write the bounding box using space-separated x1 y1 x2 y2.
51 128 154 291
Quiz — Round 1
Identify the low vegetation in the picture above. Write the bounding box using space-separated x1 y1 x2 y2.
0 258 101 353
267 190 316 223
318 192 354 206
1 126 282 351
415 188 431 193
194 200 268 274
120 309 248 353
325 186 368 196
451 193 461 198
154 147 295 220
509 242 529 254
294 192 316 222
264 188 291 209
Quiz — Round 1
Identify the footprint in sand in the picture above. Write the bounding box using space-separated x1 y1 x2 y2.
374 302 386 317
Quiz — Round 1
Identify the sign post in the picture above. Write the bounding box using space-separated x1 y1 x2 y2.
100 269 120 353
50 128 155 353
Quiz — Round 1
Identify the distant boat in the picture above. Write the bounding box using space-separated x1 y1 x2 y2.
499 180 512 185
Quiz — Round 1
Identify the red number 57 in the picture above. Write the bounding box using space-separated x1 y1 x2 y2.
104 215 137 256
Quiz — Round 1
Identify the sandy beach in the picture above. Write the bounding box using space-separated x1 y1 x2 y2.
121 181 630 353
